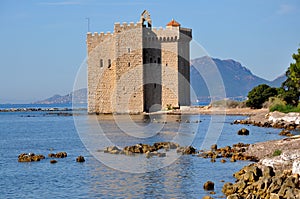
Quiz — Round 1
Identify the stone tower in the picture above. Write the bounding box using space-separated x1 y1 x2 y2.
87 10 192 114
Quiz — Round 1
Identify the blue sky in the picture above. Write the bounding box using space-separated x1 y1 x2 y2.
0 0 299 103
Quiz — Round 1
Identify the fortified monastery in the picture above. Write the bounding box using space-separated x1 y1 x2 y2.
87 10 192 113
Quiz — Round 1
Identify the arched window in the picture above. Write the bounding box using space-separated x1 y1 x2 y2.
140 10 152 28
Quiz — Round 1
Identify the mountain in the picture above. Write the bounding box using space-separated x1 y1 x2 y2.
269 74 287 88
33 88 87 104
191 56 286 101
34 57 287 104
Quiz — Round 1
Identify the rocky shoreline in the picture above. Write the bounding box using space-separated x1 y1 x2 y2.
234 111 300 131
103 137 300 198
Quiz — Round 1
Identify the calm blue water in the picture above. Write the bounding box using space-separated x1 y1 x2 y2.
0 104 285 198
0 104 87 110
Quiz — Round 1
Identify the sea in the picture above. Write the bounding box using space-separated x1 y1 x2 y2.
0 103 290 198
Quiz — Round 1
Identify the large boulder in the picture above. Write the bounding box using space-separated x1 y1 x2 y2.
203 181 214 190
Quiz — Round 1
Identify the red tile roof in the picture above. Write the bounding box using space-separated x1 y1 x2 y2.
166 19 180 27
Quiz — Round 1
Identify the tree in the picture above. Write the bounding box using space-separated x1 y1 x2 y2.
282 48 300 106
246 84 277 109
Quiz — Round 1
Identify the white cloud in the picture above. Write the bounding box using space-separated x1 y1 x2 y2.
277 4 296 15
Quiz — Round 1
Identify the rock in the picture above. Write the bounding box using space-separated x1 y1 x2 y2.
157 152 166 157
211 144 217 151
176 146 196 155
237 128 249 135
222 182 234 196
145 151 151 158
279 130 294 137
203 181 214 190
104 146 121 153
76 156 85 162
270 193 280 199
223 163 300 198
232 142 250 148
48 151 67 158
56 151 67 158
227 193 240 199
50 159 57 164
221 159 226 163
263 166 275 177
18 153 45 162
202 196 214 199
202 196 213 199
292 158 300 175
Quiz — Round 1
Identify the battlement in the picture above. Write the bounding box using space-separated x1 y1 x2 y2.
86 31 114 44
143 26 192 42
114 22 143 33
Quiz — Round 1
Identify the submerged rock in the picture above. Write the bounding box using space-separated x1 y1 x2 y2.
176 146 196 155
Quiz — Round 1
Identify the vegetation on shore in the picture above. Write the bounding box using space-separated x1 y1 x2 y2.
210 99 246 108
245 47 300 112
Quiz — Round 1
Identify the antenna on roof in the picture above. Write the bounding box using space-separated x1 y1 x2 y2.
86 17 90 32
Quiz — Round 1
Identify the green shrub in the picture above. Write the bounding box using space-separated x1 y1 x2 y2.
270 104 300 113
246 84 278 109
272 149 282 157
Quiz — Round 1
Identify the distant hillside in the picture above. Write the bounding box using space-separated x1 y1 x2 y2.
191 56 286 101
34 88 87 104
270 74 287 88
34 57 287 104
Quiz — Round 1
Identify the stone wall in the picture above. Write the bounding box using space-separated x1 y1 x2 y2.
87 32 116 113
114 24 144 113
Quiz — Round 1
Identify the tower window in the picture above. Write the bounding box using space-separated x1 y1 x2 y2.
166 62 168 66
154 83 157 88
100 59 103 67
108 59 111 68
128 48 131 53
157 57 161 64
128 62 131 67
